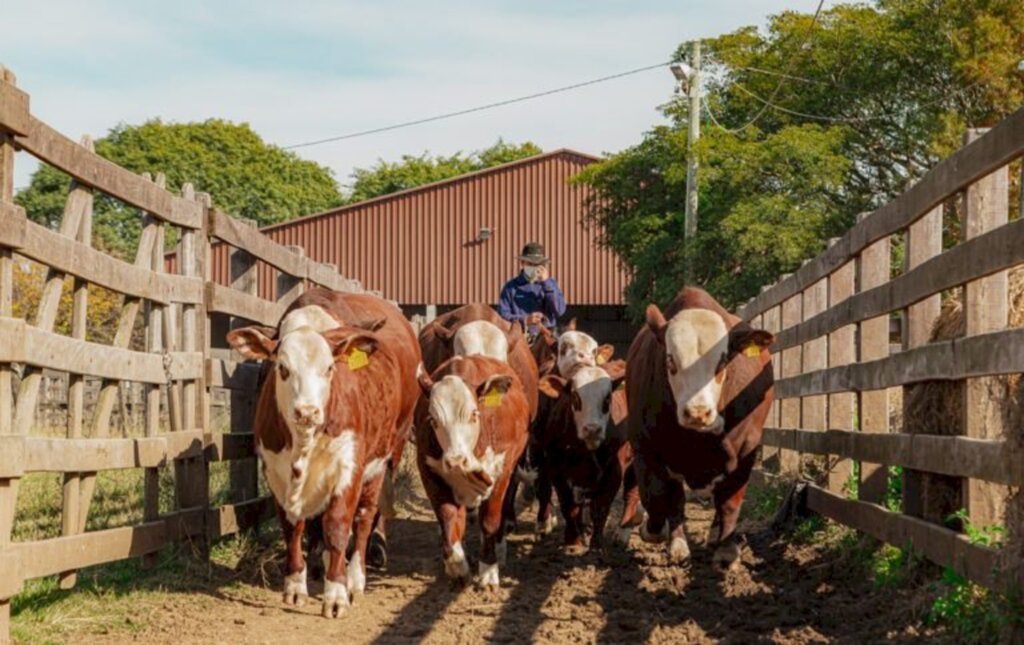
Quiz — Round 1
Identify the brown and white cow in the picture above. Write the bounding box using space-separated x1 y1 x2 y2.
415 355 529 588
537 360 641 549
227 289 421 618
626 287 773 570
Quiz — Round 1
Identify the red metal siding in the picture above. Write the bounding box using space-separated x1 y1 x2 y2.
207 150 627 306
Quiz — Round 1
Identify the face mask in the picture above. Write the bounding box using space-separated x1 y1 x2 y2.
522 266 539 282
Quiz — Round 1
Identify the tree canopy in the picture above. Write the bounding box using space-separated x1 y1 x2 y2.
576 0 1024 315
15 119 343 257
345 139 542 203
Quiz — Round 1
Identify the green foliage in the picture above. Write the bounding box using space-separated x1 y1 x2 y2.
871 543 919 588
346 139 542 203
575 0 1024 313
745 478 788 521
15 119 343 257
946 509 1006 548
885 465 903 513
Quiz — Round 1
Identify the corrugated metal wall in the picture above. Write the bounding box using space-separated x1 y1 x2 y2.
208 150 627 306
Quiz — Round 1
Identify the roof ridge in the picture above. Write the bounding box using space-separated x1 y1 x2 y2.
259 148 601 233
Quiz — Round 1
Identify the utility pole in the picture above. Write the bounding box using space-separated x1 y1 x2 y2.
671 42 701 280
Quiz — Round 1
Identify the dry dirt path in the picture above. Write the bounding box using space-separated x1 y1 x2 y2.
65 480 952 645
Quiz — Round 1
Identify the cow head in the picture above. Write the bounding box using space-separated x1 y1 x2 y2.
539 365 624 450
418 367 515 473
453 320 510 362
646 304 772 433
557 330 615 377
228 324 380 432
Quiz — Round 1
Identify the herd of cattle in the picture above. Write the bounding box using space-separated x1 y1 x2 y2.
226 286 776 618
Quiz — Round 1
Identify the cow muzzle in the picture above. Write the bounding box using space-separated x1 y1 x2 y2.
293 404 323 428
679 406 723 433
580 424 605 450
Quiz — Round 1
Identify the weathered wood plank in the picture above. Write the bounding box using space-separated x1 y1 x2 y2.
800 279 827 451
775 323 1024 397
771 214 1024 352
778 293 802 476
0 76 30 136
209 497 274 539
0 318 202 383
206 357 262 391
739 107 1024 320
209 210 306 277
962 129 1010 528
204 432 255 462
11 116 202 229
206 282 284 327
14 521 166 580
763 428 1023 486
0 209 203 305
858 226 890 504
827 254 855 494
805 484 1002 591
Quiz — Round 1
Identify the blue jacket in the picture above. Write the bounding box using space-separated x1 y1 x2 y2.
498 273 567 330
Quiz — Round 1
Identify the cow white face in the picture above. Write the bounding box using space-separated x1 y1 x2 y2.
557 331 614 377
539 366 622 451
663 309 730 432
421 371 514 471
453 321 509 362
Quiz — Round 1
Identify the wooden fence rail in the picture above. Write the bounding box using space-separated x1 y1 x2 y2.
0 66 370 639
741 112 1024 593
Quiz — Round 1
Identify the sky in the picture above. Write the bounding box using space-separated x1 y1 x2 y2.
2 0 823 193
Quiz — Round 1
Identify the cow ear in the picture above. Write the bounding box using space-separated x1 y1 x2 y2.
416 364 435 396
432 321 455 343
565 318 577 331
645 304 668 344
594 344 614 365
358 317 387 333
323 329 380 361
602 360 627 382
729 328 774 357
477 374 514 399
227 326 278 360
537 375 568 399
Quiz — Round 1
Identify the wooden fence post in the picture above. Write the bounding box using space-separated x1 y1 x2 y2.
962 128 1009 527
229 218 259 503
857 213 890 504
0 64 17 641
779 287 802 476
760 301 782 473
827 241 856 494
902 205 942 519
802 277 828 476
277 246 305 304
59 137 95 589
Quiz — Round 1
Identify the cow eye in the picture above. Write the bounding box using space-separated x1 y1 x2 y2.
278 364 291 380
470 410 481 423
324 364 335 378
666 355 678 376
571 392 582 411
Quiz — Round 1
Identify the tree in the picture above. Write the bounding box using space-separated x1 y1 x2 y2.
576 0 1024 314
346 139 542 203
16 119 343 257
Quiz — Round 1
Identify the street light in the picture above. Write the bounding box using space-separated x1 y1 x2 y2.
669 62 696 93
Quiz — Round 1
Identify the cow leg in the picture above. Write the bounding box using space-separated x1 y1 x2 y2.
710 457 755 571
665 482 690 564
321 473 362 619
634 451 671 545
478 474 513 589
534 454 557 536
306 513 325 579
552 476 584 548
348 474 385 597
614 463 642 546
435 501 469 583
277 507 308 606
500 456 523 536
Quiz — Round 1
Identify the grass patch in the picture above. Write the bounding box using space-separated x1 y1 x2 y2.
744 477 788 522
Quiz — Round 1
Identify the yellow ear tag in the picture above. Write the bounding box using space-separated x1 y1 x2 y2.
743 344 762 358
596 354 607 366
483 387 504 408
347 347 370 371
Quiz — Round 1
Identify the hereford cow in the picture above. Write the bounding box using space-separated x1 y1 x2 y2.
415 355 530 587
537 360 641 549
227 289 420 618
627 287 773 570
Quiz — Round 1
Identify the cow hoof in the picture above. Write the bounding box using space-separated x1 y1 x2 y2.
612 527 633 547
496 539 508 566
367 532 387 570
346 552 366 596
668 536 691 563
640 517 669 544
536 514 557 536
282 568 308 606
321 580 349 618
477 561 500 589
713 541 742 571
444 542 471 582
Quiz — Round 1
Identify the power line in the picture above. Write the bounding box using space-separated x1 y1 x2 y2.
283 61 672 150
734 65 830 85
705 0 828 133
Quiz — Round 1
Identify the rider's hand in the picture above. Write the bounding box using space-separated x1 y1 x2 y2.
536 265 550 282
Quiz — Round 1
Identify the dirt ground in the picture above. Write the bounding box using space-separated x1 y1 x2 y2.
54 479 955 645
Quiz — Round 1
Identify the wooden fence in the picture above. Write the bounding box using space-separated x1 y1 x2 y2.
738 109 1024 592
0 67 375 638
